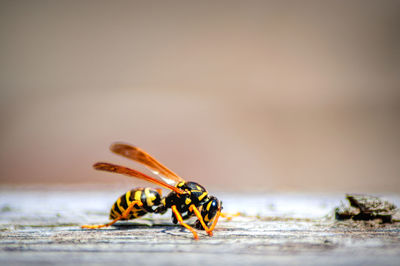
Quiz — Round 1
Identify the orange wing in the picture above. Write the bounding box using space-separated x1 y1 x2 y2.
93 162 185 194
110 143 185 184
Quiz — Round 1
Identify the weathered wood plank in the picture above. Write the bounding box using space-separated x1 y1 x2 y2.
0 188 399 265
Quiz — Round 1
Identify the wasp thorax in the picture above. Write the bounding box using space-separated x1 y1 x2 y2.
176 181 208 204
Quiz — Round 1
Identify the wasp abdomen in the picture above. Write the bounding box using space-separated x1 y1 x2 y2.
109 188 162 220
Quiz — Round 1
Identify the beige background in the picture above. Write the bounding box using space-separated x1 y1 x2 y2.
1 1 399 192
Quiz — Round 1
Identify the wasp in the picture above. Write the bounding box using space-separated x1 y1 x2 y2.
81 143 222 240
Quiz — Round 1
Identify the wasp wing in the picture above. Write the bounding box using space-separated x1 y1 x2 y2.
93 162 185 194
110 143 185 184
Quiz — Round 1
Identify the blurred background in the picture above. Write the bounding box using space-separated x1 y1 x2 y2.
0 0 399 193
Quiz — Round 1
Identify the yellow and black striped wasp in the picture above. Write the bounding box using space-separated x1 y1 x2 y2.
81 143 222 240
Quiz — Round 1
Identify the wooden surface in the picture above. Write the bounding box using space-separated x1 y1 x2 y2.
0 188 399 265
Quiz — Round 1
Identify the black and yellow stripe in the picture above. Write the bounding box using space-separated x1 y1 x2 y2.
109 188 146 220
109 188 161 220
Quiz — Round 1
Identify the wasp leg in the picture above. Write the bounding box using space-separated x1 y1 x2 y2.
208 209 221 232
171 205 199 240
221 212 241 221
189 204 213 236
81 201 143 229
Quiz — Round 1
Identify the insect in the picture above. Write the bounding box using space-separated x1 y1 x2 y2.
81 143 222 240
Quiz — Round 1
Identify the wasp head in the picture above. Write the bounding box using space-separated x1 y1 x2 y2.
194 195 222 230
